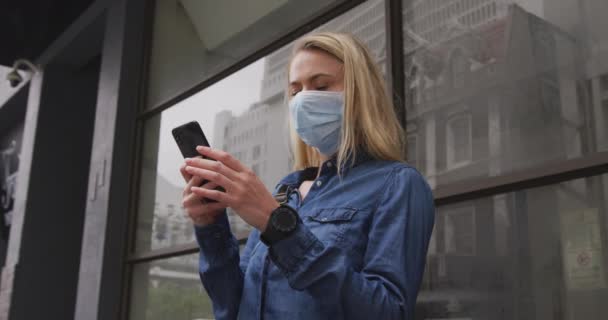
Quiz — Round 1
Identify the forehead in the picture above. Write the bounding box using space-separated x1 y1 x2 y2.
289 49 343 82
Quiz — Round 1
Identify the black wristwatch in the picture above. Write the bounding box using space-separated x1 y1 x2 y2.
260 204 299 246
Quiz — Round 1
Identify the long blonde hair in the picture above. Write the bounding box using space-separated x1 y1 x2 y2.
287 32 406 174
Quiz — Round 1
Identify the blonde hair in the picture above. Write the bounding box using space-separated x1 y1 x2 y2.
287 32 406 174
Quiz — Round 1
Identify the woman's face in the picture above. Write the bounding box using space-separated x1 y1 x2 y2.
288 49 344 97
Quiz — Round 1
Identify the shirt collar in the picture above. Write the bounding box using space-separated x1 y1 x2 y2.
276 150 373 188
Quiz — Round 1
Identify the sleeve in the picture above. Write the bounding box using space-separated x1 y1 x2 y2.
267 166 435 319
195 211 259 320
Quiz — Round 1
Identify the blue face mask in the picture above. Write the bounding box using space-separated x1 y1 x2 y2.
289 90 344 156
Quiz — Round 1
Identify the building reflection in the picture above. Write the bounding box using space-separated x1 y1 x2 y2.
143 1 608 319
403 2 608 319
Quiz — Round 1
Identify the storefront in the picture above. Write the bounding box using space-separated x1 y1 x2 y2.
0 0 607 319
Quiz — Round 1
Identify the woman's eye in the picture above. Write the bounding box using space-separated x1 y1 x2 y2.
316 86 328 91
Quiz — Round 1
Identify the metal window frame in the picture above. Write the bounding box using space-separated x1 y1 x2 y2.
126 0 400 265
121 1 375 316
124 0 397 267
126 0 608 261
136 0 367 121
120 0 608 315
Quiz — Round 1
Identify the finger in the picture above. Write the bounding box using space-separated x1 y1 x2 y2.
185 166 234 191
180 162 193 183
186 175 204 190
182 191 205 208
184 194 228 213
185 157 239 181
200 180 219 190
183 175 203 197
191 186 229 204
196 146 247 173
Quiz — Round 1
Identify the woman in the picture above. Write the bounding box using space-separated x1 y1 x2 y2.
180 32 434 320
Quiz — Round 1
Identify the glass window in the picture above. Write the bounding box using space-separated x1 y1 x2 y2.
443 205 476 255
128 254 213 320
446 113 472 169
403 0 608 189
407 133 418 169
134 0 386 253
601 74 608 93
418 173 608 320
0 65 28 103
146 0 350 109
252 144 261 160
0 124 22 235
129 2 389 319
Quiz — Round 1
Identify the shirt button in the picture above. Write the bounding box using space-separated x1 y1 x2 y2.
316 180 322 187
327 162 333 168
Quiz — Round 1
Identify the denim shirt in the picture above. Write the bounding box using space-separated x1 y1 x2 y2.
194 154 435 320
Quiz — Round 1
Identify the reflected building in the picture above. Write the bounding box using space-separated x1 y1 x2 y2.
152 1 608 318
150 175 193 250
405 4 582 187
214 0 387 190
211 0 388 239
405 3 608 319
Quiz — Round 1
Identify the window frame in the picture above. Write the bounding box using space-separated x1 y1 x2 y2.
127 0 384 265
126 0 608 262
120 0 608 318
125 0 608 264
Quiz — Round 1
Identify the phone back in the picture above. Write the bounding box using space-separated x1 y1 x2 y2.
172 121 211 158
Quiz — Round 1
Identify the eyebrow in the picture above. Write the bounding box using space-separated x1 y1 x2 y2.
289 73 334 86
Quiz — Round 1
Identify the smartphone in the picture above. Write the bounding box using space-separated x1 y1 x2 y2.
172 121 225 202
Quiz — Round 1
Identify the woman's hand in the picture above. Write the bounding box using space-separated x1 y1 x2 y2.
180 163 227 227
184 146 279 232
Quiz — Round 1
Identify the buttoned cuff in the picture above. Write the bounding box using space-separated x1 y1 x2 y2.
194 212 234 253
268 222 323 275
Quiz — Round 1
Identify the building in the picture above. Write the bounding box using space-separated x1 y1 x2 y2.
405 5 608 318
217 0 388 193
0 0 607 319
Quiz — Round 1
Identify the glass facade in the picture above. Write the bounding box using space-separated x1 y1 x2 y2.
403 0 608 190
129 254 213 320
134 0 386 254
2 0 607 319
401 1 608 319
125 0 608 319
146 0 348 109
419 174 608 319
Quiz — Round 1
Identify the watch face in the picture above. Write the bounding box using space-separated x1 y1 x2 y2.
272 207 297 232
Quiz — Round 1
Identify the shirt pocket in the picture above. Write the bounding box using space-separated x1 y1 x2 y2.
305 207 358 245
